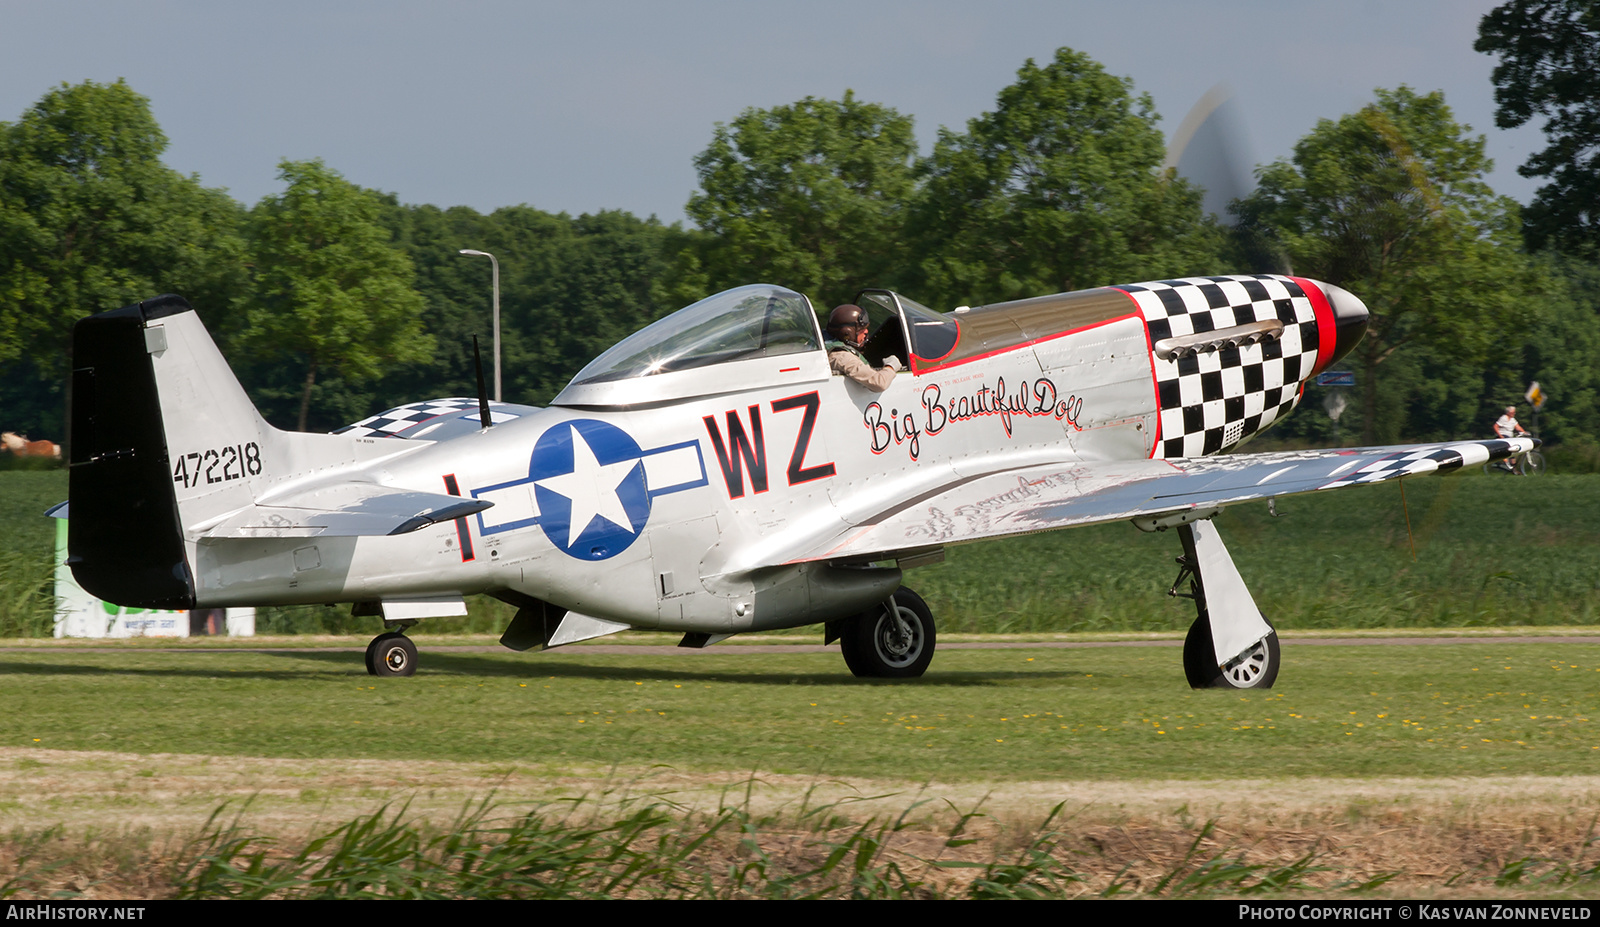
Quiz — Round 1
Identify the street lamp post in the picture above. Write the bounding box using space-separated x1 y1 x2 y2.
458 249 501 401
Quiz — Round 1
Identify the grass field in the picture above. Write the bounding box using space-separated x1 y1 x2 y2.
6 634 1593 781
3 637 1600 898
4 469 1600 897
4 469 1600 635
5 639 1598 780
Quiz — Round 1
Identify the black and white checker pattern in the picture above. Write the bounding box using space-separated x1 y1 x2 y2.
1114 275 1322 458
1318 440 1514 489
333 398 514 438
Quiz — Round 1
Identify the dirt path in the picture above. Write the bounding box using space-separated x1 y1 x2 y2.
5 744 1599 834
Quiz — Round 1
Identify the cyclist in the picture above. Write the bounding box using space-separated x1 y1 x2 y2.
1492 405 1530 472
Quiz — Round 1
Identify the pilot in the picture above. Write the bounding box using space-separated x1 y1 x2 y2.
825 304 901 392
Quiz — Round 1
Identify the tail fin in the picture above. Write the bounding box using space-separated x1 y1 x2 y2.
70 296 294 607
70 296 212 607
70 296 466 608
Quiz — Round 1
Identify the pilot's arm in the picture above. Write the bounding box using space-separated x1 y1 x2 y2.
829 349 901 392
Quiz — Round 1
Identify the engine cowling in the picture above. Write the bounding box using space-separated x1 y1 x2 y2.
1115 275 1368 458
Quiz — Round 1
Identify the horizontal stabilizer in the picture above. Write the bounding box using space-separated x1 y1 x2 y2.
200 483 493 538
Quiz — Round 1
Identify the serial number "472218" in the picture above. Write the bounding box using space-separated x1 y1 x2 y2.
173 443 261 489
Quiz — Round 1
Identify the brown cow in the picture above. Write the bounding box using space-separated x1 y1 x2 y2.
1 432 61 458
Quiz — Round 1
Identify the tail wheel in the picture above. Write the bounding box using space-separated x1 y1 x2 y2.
367 632 418 678
1183 614 1279 689
839 587 936 679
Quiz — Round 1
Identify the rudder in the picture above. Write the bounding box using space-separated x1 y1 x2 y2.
69 296 204 608
69 295 441 608
70 295 285 609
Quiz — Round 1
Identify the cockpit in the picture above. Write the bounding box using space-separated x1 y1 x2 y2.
852 289 959 370
551 284 961 407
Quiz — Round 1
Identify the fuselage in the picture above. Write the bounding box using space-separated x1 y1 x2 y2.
181 274 1367 633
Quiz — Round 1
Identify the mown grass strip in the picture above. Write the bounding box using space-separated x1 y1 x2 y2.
4 642 1598 781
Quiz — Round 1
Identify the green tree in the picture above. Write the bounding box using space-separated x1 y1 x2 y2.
249 199 682 428
685 91 918 308
1476 0 1600 256
508 208 678 402
240 160 432 432
0 79 245 447
908 47 1221 308
393 203 678 408
1235 88 1540 445
1524 255 1600 450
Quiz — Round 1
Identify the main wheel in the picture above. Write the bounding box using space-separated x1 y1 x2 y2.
839 587 936 678
367 632 418 678
1183 613 1279 689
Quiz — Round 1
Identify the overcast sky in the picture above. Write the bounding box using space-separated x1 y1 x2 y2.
0 1 1546 224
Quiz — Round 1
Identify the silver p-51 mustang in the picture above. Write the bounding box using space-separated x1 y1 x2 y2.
61 276 1534 686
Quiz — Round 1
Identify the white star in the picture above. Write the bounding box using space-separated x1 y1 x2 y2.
536 425 642 548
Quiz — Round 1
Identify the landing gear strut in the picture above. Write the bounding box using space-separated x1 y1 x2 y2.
1169 521 1279 689
366 632 417 677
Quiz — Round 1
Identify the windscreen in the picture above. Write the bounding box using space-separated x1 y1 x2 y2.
570 285 819 385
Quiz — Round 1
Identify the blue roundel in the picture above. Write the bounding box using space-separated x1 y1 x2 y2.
528 420 650 560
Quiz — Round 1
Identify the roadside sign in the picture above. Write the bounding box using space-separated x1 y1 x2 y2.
52 519 254 637
1316 371 1356 387
1526 381 1546 411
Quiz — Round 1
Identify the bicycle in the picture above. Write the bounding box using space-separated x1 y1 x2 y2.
1483 447 1545 476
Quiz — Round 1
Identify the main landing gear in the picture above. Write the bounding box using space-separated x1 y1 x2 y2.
1182 612 1279 689
1168 521 1279 689
833 586 936 678
366 631 418 677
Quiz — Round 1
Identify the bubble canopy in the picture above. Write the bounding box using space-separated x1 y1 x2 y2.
572 285 820 385
553 285 828 407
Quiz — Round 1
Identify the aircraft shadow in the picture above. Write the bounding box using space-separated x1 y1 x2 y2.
0 654 357 682
0 651 1099 687
401 651 1089 686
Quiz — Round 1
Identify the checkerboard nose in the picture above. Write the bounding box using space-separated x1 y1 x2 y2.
1322 284 1368 364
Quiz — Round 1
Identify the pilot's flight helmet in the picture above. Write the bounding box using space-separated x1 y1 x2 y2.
827 304 868 335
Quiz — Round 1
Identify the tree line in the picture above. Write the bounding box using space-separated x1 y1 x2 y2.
3 8 1598 464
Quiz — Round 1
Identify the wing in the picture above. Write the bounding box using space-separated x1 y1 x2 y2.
778 437 1537 566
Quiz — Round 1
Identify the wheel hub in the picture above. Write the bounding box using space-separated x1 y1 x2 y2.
1221 640 1270 687
877 609 918 661
385 646 409 672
